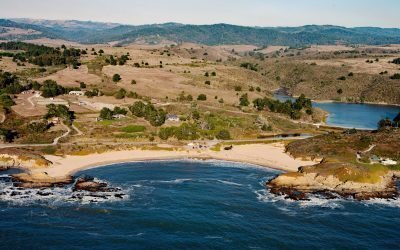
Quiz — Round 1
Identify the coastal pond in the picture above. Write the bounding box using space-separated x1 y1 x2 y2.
274 94 400 129
0 160 399 249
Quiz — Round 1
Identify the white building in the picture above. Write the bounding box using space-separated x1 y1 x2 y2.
69 91 86 96
166 114 180 122
112 114 126 119
381 159 397 166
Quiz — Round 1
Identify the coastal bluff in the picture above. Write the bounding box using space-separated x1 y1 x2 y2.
267 159 400 200
0 148 52 171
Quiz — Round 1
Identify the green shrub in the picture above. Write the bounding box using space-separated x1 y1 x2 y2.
197 94 207 101
112 74 121 82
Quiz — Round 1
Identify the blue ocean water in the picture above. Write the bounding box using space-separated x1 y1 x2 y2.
274 94 400 129
0 160 399 249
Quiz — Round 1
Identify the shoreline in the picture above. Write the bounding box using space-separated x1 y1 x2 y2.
273 89 400 107
27 143 319 180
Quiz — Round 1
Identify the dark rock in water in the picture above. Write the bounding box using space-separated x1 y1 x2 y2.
73 176 118 193
74 181 108 192
114 194 124 199
37 191 53 196
313 190 338 200
10 191 22 196
75 175 95 183
0 176 12 182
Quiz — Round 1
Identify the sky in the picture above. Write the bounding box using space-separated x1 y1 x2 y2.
0 0 399 28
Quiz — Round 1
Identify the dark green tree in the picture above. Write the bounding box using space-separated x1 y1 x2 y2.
112 74 121 82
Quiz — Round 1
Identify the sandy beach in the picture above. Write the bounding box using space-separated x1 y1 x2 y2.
32 143 318 178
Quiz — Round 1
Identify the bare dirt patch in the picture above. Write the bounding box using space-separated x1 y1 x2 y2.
12 93 47 117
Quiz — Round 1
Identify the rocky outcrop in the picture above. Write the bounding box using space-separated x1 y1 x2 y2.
11 172 73 188
267 159 399 200
73 176 120 192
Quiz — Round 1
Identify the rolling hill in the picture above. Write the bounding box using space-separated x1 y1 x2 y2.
1 18 400 46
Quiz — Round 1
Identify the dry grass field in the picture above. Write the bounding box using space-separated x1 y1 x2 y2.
35 65 102 87
1 40 399 144
304 56 400 75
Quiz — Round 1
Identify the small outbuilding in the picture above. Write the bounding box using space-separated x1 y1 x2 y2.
166 114 180 122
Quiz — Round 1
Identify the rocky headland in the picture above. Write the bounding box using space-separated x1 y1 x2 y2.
267 159 399 200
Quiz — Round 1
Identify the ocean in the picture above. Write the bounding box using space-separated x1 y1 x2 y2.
0 160 399 249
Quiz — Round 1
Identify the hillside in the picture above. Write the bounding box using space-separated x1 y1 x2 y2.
1 19 400 46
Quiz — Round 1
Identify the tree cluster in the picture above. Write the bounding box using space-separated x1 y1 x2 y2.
44 104 75 125
378 112 400 129
253 94 312 120
129 101 166 126
99 107 128 120
0 42 81 67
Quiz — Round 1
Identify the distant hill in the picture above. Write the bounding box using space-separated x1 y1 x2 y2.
1 18 400 46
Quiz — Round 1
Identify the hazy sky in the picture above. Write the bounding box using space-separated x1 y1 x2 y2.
1 0 399 27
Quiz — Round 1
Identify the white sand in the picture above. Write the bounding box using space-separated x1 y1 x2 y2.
34 143 318 178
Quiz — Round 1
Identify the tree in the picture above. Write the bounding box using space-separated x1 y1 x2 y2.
394 112 400 123
393 112 400 127
239 93 250 106
114 88 127 99
99 107 114 120
41 80 65 98
192 110 200 120
391 58 400 64
147 108 166 126
159 127 176 140
205 80 211 85
216 130 231 140
129 101 147 117
112 74 121 83
378 118 393 130
27 121 48 133
0 95 15 109
0 128 16 143
197 94 207 101
211 72 216 76
131 80 137 84
234 86 242 92
128 101 166 126
32 81 41 90
80 82 86 89
337 88 343 94
44 104 74 125
390 73 400 80
113 107 127 115
204 72 209 77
